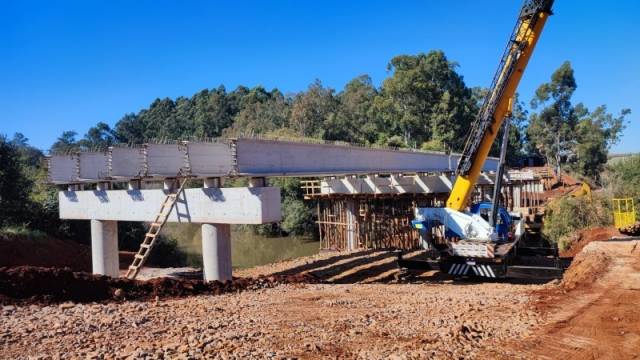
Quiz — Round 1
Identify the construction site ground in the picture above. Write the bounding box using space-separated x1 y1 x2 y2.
1 235 639 359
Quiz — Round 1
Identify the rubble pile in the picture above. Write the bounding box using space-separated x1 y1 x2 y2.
0 266 316 304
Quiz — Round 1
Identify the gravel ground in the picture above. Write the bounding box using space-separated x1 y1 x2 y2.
0 280 543 359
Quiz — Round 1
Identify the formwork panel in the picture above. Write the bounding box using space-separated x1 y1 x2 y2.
78 152 109 180
146 144 186 177
110 147 144 178
48 154 78 184
186 142 235 177
317 196 426 251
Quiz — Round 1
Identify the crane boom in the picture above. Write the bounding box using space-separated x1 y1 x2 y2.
447 0 554 211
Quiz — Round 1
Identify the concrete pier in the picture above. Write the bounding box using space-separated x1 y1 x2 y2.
203 177 223 188
201 223 232 282
90 219 119 277
248 177 266 188
127 180 141 190
163 178 176 191
345 199 357 250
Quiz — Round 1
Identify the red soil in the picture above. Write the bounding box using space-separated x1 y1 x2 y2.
560 249 610 290
491 240 640 359
560 226 624 257
0 235 91 271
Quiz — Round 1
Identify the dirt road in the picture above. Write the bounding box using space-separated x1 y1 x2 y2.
492 240 640 359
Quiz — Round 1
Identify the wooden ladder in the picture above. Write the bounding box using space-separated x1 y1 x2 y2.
125 174 188 280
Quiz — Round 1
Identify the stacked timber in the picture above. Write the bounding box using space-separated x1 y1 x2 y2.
619 222 640 236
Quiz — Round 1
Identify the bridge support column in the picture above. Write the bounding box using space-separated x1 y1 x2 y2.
201 223 232 282
90 219 119 277
127 180 141 190
67 184 84 192
204 177 223 188
346 198 357 251
248 177 266 188
163 178 176 191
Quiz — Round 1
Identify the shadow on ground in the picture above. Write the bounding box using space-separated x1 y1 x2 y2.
270 249 557 285
140 249 557 286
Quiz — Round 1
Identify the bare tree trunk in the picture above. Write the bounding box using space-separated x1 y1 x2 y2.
555 133 562 185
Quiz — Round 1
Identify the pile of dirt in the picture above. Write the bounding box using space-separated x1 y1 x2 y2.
0 235 91 271
560 249 611 290
560 226 623 257
0 266 317 304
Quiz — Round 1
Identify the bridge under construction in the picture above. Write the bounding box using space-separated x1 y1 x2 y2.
47 137 546 281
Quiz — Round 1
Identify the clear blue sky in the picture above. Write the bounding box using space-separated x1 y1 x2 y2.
1 0 638 153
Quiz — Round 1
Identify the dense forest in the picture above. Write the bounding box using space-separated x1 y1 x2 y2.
0 50 633 249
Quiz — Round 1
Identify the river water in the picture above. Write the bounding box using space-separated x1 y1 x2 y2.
163 224 319 269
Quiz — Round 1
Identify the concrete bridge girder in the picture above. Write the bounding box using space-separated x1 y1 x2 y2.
46 138 500 184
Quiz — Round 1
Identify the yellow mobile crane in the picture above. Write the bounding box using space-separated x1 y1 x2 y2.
410 0 556 278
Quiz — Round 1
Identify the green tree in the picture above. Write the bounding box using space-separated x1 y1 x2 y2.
0 135 33 227
573 105 629 180
373 51 475 149
485 92 528 165
50 131 80 153
172 96 196 138
528 61 629 181
527 61 578 179
192 87 235 139
605 155 640 221
138 98 177 140
10 133 44 167
324 75 378 144
114 113 145 144
78 122 117 150
272 178 315 236
227 87 289 136
289 80 337 138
